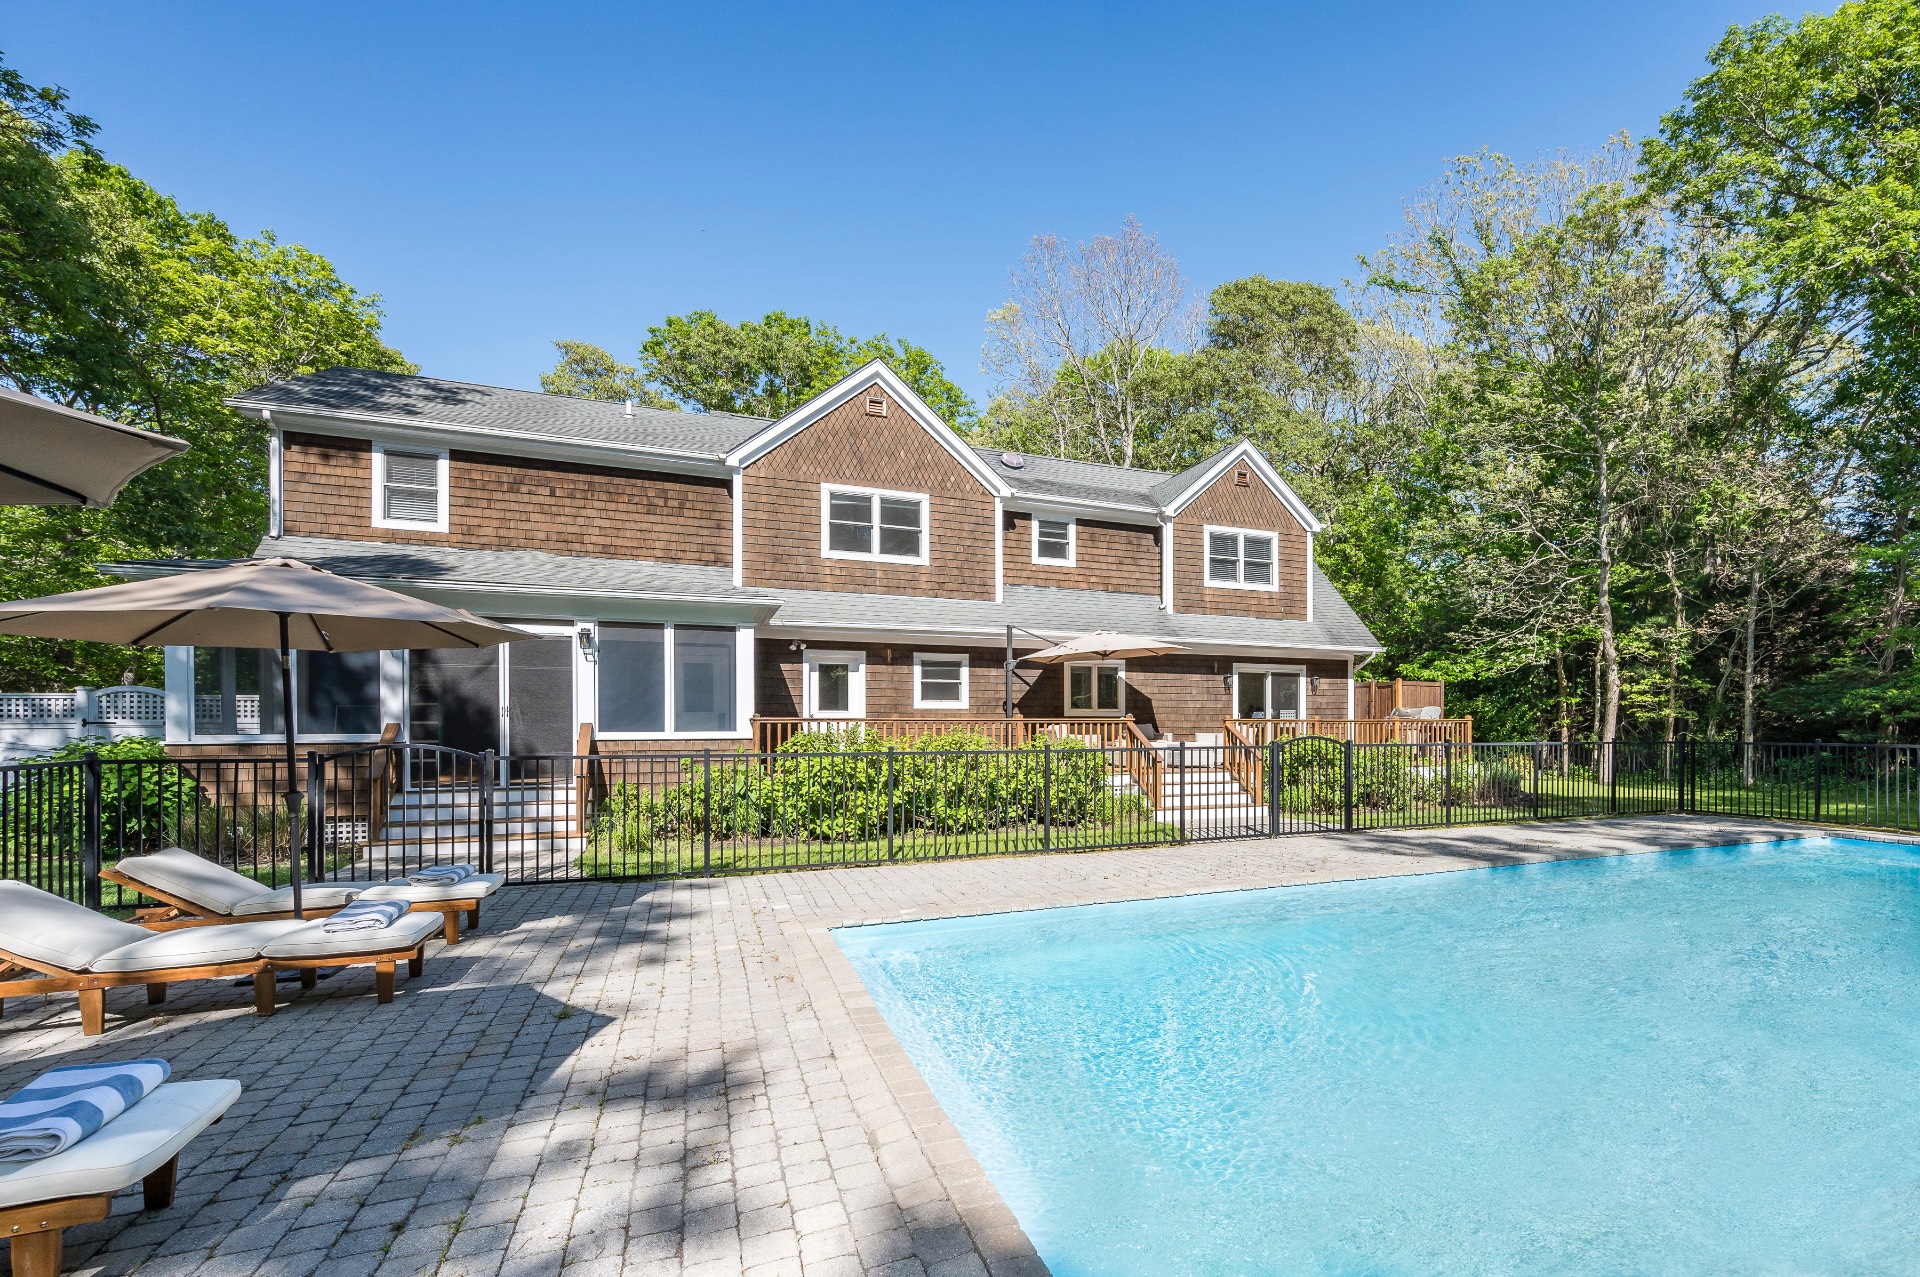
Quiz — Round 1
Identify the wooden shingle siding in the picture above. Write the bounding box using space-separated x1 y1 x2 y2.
1001 513 1160 594
758 641 1012 720
281 432 732 564
740 386 997 599
1171 471 1310 619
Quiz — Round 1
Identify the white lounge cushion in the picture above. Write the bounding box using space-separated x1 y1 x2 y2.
111 848 268 915
87 922 301 974
357 873 505 904
0 1079 239 1208
228 883 365 914
260 911 441 961
0 881 151 972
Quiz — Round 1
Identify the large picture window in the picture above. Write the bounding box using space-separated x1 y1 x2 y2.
1205 526 1277 590
597 623 739 736
1065 660 1124 716
821 486 928 563
192 648 382 737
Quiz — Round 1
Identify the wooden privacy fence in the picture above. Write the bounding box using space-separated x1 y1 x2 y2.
1354 679 1446 719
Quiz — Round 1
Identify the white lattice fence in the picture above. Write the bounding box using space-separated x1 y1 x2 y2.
0 686 166 761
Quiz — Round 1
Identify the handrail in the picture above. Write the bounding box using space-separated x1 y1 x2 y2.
1219 720 1266 803
367 723 401 841
573 723 599 835
1121 719 1165 809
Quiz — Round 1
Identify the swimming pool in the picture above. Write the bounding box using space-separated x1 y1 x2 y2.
836 836 1920 1276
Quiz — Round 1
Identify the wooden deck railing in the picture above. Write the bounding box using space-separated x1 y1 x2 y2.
573 723 601 835
367 722 402 840
1220 720 1267 802
753 716 1140 752
1224 716 1474 746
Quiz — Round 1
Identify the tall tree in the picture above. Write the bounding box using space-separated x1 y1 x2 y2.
539 340 667 407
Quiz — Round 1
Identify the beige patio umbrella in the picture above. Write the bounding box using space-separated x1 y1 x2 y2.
1022 631 1186 663
0 387 189 507
0 558 533 916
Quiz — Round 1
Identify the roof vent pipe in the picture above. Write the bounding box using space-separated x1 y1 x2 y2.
623 397 635 418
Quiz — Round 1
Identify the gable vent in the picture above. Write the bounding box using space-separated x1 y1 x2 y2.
864 394 888 417
1233 467 1252 487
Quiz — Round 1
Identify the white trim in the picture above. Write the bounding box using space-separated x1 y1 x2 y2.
163 647 192 744
725 360 1014 498
1159 516 1174 612
803 649 866 719
730 470 744 588
1030 514 1077 566
267 421 284 539
588 620 754 742
1161 440 1325 532
1203 524 1281 592
993 497 1004 603
371 442 450 533
1346 655 1355 717
1063 659 1126 717
819 484 931 565
1305 530 1314 621
1232 662 1307 720
911 652 970 710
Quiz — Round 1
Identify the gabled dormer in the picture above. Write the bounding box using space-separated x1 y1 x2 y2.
1155 440 1323 621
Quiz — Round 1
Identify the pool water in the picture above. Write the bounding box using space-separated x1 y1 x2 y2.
836 837 1920 1276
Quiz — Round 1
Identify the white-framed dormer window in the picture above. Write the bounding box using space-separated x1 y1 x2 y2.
804 649 867 718
1064 660 1124 717
1031 515 1076 565
372 443 449 532
1204 525 1277 591
912 652 969 709
821 485 928 564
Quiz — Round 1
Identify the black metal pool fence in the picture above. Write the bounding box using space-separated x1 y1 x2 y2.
3 737 1915 902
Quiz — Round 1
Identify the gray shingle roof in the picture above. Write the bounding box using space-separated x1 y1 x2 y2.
968 447 1169 512
111 536 1374 652
229 367 770 458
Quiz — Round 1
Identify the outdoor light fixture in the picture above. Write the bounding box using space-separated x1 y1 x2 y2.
1311 675 1322 692
577 627 595 657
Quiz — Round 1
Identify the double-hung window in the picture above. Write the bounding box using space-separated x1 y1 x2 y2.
1032 516 1075 564
912 653 968 708
1205 526 1277 590
822 486 927 563
1065 660 1124 716
372 444 448 531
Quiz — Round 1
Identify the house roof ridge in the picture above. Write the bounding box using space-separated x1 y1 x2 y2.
232 366 775 427
965 443 1178 481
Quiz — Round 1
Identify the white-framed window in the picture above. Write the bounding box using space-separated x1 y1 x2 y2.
820 485 928 564
190 647 385 740
804 649 867 718
1031 515 1076 565
594 622 744 738
1205 525 1277 590
1233 663 1305 720
1064 660 1124 717
912 652 969 709
372 443 449 532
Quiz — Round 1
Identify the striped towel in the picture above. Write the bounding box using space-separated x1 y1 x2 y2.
407 863 476 885
321 898 410 933
0 1059 171 1161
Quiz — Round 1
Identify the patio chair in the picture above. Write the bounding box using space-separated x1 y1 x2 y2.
0 1077 238 1277
102 847 503 944
0 881 441 1036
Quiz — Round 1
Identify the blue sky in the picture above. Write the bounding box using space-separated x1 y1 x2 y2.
12 2 1818 406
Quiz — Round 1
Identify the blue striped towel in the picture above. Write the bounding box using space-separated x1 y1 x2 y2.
321 898 410 933
0 1059 171 1160
407 863 475 885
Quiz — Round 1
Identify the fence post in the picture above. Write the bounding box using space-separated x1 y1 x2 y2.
1813 739 1823 823
1177 742 1188 843
479 750 496 876
305 751 325 880
82 750 102 911
1267 738 1281 835
1444 741 1454 828
886 747 897 861
702 749 713 877
1343 739 1355 832
1042 742 1053 852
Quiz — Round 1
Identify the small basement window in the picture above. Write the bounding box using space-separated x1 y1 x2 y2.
1032 516 1075 565
1205 526 1277 590
822 486 928 563
372 444 448 531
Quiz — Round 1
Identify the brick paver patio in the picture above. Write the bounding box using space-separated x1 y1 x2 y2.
1 815 1816 1276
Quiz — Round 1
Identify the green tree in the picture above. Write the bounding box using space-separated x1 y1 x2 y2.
539 339 670 406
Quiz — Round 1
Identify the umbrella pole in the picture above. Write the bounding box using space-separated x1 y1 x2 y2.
279 613 303 920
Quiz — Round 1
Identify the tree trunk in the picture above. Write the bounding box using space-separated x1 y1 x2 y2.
1595 441 1620 781
1879 506 1911 676
1741 567 1760 787
1556 647 1570 776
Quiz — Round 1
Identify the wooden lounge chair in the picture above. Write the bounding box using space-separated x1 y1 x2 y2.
0 881 441 1036
102 847 504 944
0 1078 238 1277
